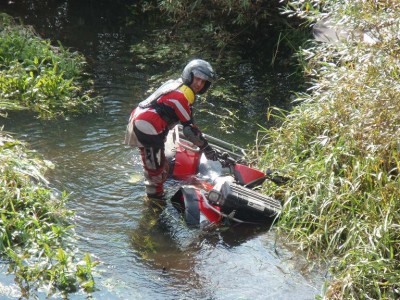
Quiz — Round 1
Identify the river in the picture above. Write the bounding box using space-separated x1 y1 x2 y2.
0 1 325 299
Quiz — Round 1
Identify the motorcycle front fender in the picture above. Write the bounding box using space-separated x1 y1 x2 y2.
171 185 222 227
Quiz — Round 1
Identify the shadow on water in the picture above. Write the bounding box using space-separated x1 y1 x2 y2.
0 1 325 299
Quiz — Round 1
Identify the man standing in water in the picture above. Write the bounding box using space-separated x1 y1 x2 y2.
125 59 218 199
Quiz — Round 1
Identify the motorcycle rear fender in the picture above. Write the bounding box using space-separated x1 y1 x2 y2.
233 163 266 186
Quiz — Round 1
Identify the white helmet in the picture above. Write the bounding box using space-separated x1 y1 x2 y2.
181 59 216 94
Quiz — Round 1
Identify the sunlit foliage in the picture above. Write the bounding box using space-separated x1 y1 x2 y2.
258 1 400 299
0 130 98 298
0 13 100 119
0 12 101 298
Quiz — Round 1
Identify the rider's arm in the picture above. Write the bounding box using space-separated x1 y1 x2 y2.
181 121 206 147
181 122 218 161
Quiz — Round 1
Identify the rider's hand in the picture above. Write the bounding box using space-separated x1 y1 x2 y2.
201 144 218 161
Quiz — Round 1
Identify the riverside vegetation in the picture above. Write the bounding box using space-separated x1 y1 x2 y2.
2 0 400 298
0 13 99 119
257 1 400 299
1 13 99 298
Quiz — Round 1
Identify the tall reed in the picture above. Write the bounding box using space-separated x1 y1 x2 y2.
259 1 400 298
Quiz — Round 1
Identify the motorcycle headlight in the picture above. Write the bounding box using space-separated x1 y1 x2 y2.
207 190 222 205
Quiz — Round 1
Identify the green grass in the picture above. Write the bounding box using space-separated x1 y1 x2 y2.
258 1 400 299
0 13 99 119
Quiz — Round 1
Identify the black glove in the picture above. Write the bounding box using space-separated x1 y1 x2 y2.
201 143 218 161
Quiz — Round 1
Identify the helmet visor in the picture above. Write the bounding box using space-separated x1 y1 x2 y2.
192 70 213 82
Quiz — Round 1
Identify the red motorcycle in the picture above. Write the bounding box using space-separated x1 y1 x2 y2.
166 127 284 228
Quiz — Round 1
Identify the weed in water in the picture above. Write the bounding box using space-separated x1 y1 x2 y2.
0 131 97 297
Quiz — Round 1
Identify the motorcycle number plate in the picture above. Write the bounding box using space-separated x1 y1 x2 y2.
247 200 265 212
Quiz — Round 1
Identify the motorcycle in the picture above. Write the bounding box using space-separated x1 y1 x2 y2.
165 126 284 228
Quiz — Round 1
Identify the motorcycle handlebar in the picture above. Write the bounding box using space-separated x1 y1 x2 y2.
215 149 237 167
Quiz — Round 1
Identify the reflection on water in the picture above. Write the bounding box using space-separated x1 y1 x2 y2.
0 1 324 299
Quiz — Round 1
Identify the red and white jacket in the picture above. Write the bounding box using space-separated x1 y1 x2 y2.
128 84 196 144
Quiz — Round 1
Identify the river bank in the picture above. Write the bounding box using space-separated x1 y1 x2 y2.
261 1 400 298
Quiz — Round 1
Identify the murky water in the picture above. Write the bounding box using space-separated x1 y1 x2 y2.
0 1 325 299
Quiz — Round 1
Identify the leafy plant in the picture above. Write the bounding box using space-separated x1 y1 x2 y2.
0 130 98 297
0 13 100 119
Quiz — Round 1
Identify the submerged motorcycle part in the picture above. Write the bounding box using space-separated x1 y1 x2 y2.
170 187 200 227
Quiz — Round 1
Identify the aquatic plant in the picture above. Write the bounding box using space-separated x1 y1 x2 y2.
258 1 400 299
0 130 98 298
0 13 100 119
